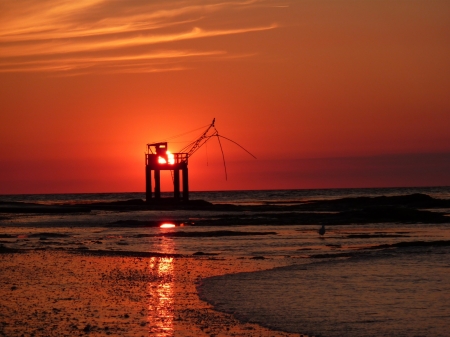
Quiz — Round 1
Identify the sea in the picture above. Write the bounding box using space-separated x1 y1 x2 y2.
1 186 450 337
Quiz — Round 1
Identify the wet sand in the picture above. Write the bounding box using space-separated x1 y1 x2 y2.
0 250 301 337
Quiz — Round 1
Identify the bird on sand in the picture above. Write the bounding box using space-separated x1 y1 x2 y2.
318 224 326 236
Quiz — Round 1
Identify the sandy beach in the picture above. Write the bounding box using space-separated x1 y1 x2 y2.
0 250 301 337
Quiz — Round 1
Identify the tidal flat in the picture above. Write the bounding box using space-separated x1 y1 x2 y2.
0 250 298 337
1 190 450 336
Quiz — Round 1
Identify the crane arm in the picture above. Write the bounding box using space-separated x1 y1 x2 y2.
179 118 217 158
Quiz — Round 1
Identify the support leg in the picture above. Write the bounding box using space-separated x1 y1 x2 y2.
145 167 152 202
154 169 161 200
182 167 189 201
174 169 180 200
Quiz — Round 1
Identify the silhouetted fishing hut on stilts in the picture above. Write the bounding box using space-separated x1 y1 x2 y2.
145 118 256 203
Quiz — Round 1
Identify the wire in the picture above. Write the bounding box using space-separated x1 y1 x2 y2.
215 135 228 180
148 123 210 145
217 135 257 159
206 141 209 166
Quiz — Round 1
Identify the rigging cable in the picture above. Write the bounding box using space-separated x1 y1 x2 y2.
148 123 211 145
216 135 257 159
215 134 228 180
206 140 209 166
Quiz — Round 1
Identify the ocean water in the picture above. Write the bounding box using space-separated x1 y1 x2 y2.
1 186 450 336
2 186 450 205
200 245 450 337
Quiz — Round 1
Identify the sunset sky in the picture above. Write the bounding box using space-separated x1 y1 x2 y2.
1 0 449 194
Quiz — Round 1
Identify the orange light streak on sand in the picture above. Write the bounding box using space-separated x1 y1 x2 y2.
147 237 175 336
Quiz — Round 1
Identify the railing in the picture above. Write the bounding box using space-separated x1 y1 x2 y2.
146 153 188 166
173 153 188 163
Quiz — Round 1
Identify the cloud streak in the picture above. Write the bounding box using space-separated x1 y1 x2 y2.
0 0 279 74
0 25 277 58
0 50 226 74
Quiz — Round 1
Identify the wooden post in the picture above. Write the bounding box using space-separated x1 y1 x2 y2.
182 166 189 201
174 169 180 200
154 169 161 200
145 166 152 202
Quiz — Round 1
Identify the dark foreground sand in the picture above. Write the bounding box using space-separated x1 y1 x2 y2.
0 250 301 337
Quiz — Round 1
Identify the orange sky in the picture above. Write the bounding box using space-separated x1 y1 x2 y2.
1 0 449 194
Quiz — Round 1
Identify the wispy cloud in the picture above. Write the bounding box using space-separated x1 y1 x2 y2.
0 0 280 74
0 50 226 74
0 25 277 58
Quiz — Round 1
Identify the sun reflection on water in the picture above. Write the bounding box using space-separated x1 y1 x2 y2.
147 238 175 336
160 223 176 228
